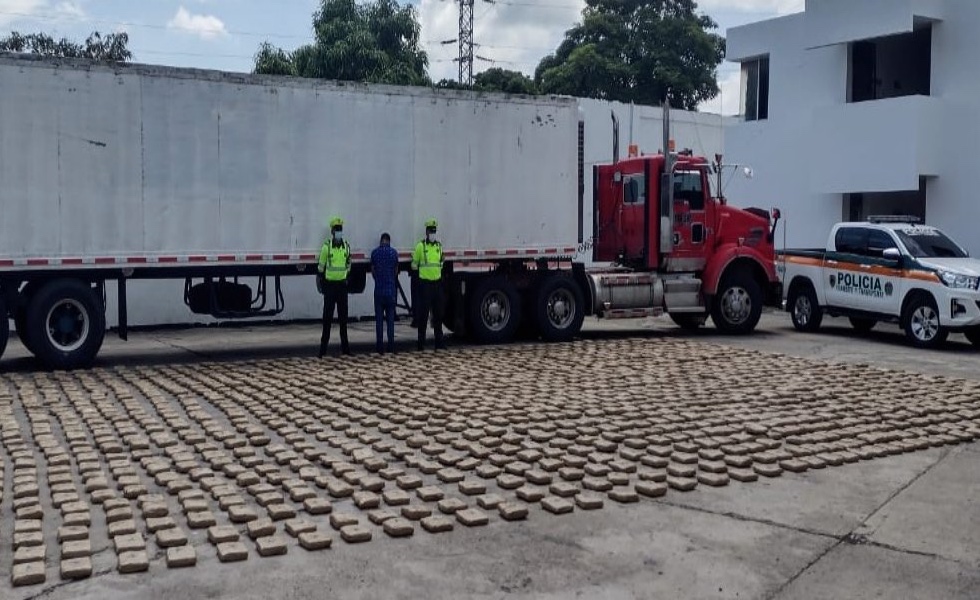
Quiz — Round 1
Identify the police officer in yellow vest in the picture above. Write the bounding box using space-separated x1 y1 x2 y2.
411 218 446 351
318 216 352 357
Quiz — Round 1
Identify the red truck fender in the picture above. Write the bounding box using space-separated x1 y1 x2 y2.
702 244 778 296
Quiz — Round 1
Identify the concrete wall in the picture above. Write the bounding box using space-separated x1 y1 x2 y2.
725 0 980 256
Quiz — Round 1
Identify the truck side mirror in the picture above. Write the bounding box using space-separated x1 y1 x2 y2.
882 247 902 263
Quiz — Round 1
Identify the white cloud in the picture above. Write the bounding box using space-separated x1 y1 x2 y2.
52 0 83 19
420 0 583 82
167 5 228 41
0 0 48 26
700 66 742 116
697 0 804 16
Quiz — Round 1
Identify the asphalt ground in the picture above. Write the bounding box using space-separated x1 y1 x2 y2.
0 312 977 600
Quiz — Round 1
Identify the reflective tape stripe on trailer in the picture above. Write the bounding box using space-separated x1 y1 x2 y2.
0 247 579 271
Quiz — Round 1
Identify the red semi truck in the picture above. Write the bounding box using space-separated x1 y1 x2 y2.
0 55 781 369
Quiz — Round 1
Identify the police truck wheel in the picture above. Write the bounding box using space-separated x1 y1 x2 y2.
965 327 980 348
903 294 948 349
712 271 763 334
0 295 8 362
25 279 106 370
788 284 822 332
849 317 876 333
468 277 521 344
535 274 584 342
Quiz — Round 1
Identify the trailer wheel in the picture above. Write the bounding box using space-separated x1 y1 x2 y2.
965 327 980 349
0 295 8 362
670 314 705 331
712 270 763 334
535 274 584 342
788 283 822 332
902 293 947 349
25 279 106 370
849 317 876 333
468 277 521 344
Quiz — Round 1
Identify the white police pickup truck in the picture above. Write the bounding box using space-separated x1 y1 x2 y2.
779 217 980 348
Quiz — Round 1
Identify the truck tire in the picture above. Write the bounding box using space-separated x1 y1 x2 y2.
849 317 876 333
25 279 106 370
0 295 8 361
535 274 585 342
468 277 521 344
788 284 822 332
902 293 948 349
966 327 980 349
712 271 763 334
670 314 705 330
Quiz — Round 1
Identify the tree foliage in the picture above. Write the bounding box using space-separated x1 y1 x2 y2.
0 31 132 62
435 68 539 95
534 0 724 110
474 68 538 95
254 0 428 85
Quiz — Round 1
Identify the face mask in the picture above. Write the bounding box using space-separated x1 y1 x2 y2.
333 231 343 242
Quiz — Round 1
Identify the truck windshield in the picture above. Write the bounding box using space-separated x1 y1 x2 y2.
896 229 968 258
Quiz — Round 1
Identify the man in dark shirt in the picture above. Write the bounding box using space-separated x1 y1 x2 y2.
370 232 399 353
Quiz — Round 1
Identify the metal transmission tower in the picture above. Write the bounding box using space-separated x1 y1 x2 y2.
457 0 475 85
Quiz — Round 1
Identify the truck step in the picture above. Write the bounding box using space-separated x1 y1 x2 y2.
663 276 703 312
603 307 664 320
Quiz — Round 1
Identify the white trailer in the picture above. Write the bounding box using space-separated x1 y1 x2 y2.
0 54 582 368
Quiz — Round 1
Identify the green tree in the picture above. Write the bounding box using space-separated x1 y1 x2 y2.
474 68 538 95
0 31 132 62
435 69 538 95
534 0 724 110
253 0 428 85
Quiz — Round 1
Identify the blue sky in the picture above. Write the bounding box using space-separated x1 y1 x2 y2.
0 0 804 113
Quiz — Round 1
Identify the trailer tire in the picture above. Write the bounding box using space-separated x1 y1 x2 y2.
25 279 105 370
788 283 823 332
902 293 947 349
468 277 521 344
712 270 763 334
535 274 584 343
0 295 8 362
670 314 705 331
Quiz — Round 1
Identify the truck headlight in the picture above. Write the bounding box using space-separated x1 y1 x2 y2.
938 269 980 290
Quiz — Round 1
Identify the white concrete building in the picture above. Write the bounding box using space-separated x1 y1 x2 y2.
724 0 980 255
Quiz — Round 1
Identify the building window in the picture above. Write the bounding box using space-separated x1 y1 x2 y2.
741 56 769 121
842 177 928 222
849 26 932 103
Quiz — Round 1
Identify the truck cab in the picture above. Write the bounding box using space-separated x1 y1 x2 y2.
587 149 782 333
781 217 980 348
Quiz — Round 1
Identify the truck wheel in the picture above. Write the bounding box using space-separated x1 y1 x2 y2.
535 274 584 342
849 317 876 333
788 284 822 332
903 294 948 349
0 295 8 361
966 328 980 348
670 314 705 330
712 271 763 334
25 279 106 370
468 277 521 344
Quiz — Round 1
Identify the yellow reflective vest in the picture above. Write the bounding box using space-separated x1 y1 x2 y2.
412 239 443 281
319 240 351 282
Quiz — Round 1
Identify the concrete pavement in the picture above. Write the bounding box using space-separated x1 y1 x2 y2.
0 312 977 600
